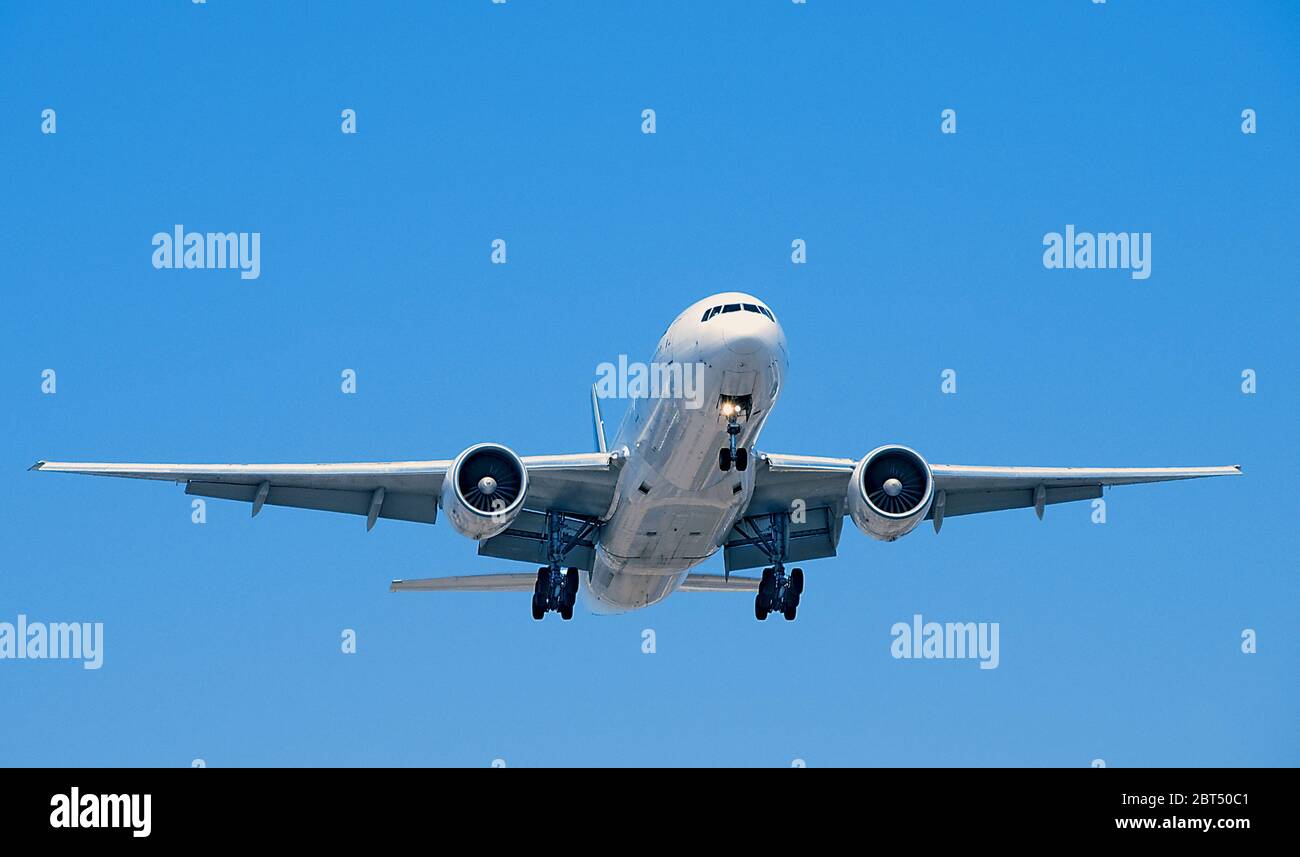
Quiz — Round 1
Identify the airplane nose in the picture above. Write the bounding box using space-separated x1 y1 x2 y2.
723 313 771 355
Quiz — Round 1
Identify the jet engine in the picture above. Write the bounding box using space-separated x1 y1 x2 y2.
440 443 528 540
847 445 935 541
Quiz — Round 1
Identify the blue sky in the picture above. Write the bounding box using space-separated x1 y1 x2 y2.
1 1 1296 767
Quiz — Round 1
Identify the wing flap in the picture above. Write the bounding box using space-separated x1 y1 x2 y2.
186 482 439 524
723 504 842 573
476 510 597 571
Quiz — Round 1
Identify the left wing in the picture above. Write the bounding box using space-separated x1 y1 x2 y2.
750 453 1241 520
30 452 620 528
730 452 1241 570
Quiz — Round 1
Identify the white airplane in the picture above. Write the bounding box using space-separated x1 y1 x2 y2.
32 292 1241 621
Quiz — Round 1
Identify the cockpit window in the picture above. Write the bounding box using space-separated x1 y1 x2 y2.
701 303 775 322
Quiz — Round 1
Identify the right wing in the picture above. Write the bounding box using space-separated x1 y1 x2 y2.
31 452 621 528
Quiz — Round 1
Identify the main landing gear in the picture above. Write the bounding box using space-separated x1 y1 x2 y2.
755 566 803 621
530 510 598 621
532 566 579 621
730 510 805 621
718 400 749 472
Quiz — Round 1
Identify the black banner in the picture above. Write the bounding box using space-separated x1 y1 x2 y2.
0 767 1282 843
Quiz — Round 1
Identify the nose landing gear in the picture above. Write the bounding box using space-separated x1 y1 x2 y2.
718 446 748 472
718 401 749 472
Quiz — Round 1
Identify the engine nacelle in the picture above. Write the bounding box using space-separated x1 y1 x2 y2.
440 443 529 540
847 445 935 542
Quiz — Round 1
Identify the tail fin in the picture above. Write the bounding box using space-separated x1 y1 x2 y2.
590 384 607 453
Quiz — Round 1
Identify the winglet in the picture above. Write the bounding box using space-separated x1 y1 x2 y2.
590 384 607 454
29 460 46 472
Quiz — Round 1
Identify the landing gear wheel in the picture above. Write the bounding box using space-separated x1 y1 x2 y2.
531 594 545 621
560 568 579 620
718 448 732 472
755 567 775 621
735 448 748 471
783 604 798 621
790 568 804 596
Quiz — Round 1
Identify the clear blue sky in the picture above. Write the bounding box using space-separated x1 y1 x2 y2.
2 1 1296 767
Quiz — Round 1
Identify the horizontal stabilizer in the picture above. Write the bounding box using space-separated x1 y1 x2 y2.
390 574 537 593
678 574 759 593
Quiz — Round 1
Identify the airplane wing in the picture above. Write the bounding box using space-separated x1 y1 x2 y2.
750 453 1241 521
30 452 621 528
730 452 1241 570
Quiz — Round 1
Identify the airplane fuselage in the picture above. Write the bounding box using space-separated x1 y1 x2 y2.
586 292 787 611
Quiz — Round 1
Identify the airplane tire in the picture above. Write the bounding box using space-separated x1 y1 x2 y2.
791 568 804 596
754 595 768 621
559 602 574 621
783 605 797 621
565 567 580 597
735 448 748 471
531 594 545 621
718 448 731 472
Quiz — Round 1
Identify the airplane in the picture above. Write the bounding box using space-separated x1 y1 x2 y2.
31 291 1241 621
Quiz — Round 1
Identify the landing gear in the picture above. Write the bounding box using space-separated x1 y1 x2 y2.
532 565 580 621
529 511 598 621
718 446 749 472
755 565 802 621
718 404 748 471
730 510 812 621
